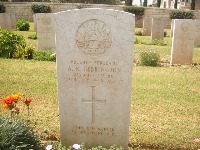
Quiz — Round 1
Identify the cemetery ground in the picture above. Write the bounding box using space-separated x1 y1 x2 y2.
0 23 200 149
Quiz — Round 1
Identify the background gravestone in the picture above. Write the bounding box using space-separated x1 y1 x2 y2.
10 13 16 30
0 13 12 30
36 13 55 50
143 17 152 36
195 20 200 46
151 18 164 40
55 8 134 149
170 19 195 65
170 19 174 37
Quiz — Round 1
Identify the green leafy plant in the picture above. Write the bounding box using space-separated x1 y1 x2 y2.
170 10 194 19
33 50 56 62
77 4 86 9
14 45 35 59
139 49 160 67
149 39 167 46
51 143 124 150
28 34 37 40
135 30 143 36
125 0 132 6
123 6 144 18
0 3 5 13
31 4 51 13
0 118 42 150
134 38 168 46
16 19 30 31
0 29 26 58
0 93 41 150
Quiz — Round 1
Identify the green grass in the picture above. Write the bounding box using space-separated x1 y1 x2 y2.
14 22 38 50
0 59 200 149
0 27 200 149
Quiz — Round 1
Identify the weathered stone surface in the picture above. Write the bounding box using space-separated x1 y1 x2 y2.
151 18 164 40
55 8 134 149
170 19 174 37
36 13 55 50
33 14 37 32
195 20 200 46
0 13 12 30
143 17 152 36
170 19 195 65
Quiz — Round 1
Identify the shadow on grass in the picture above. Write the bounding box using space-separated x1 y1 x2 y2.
128 143 191 150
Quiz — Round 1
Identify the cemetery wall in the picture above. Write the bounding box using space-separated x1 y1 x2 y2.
3 2 200 28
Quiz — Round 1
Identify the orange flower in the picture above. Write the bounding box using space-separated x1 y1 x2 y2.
2 104 9 109
11 92 22 102
2 96 15 105
23 98 32 106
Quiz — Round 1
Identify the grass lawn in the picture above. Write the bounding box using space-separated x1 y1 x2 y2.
0 25 200 149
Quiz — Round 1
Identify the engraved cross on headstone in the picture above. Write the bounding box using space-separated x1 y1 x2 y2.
82 86 106 124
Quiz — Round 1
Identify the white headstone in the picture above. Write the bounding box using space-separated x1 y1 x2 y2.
36 13 55 50
195 20 200 46
170 19 174 37
33 14 37 32
170 19 195 65
151 18 164 40
143 17 152 36
55 8 134 149
10 13 16 30
0 13 12 30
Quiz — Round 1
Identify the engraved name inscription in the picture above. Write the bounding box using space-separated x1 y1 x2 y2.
76 19 112 56
66 60 123 84
72 125 115 136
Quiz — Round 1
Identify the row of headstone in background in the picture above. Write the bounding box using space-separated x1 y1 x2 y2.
55 8 134 149
143 17 200 65
34 13 55 50
143 17 164 40
0 13 16 30
170 19 196 65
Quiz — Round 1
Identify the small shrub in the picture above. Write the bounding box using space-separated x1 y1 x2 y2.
170 10 194 19
0 3 5 13
164 31 167 37
16 19 30 31
0 118 41 150
31 4 51 13
77 4 86 9
125 0 132 6
123 6 144 18
33 50 56 62
134 38 167 46
135 30 143 36
147 39 167 46
28 34 37 40
14 45 35 59
139 49 160 67
0 29 26 58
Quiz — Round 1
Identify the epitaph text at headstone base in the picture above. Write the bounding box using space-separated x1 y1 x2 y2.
143 17 152 36
0 13 12 30
170 19 195 65
36 13 55 50
195 20 200 46
151 18 164 40
55 9 134 149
